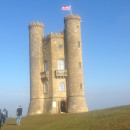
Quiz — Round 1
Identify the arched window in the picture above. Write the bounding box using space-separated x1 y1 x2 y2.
44 61 48 71
59 82 65 91
44 83 48 93
58 60 64 70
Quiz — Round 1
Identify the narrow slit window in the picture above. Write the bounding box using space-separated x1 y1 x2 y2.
78 41 80 48
79 62 81 68
44 83 48 93
80 84 82 89
44 61 48 71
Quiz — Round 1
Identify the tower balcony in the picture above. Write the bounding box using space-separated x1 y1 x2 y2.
55 70 67 78
41 71 49 80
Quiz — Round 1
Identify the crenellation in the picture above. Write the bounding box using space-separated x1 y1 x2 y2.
51 32 64 39
59 30 64 35
43 33 51 42
29 22 44 29
43 31 64 42
64 14 81 23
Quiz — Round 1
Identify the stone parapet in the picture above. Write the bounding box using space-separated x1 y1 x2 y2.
64 14 81 23
29 22 44 29
43 31 64 42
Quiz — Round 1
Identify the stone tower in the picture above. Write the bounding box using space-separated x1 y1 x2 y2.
64 15 88 113
28 22 44 115
28 14 88 115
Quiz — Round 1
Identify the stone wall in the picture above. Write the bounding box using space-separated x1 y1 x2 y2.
64 15 88 112
28 22 44 115
28 15 88 115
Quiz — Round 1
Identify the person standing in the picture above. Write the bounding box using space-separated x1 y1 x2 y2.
16 106 22 125
2 109 8 125
0 109 3 129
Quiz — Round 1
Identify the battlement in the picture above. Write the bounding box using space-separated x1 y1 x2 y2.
29 22 44 29
64 14 81 23
43 31 64 42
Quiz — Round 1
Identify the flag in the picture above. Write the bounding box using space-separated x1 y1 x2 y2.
62 5 71 11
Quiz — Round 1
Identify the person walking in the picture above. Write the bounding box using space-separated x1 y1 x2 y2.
0 109 3 129
16 106 22 125
2 109 8 125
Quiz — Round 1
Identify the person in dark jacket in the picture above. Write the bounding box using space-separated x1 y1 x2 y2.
16 106 22 125
2 109 8 125
0 109 3 129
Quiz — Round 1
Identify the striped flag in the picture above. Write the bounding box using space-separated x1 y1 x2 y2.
62 5 71 11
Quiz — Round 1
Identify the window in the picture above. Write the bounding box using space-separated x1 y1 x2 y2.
52 101 56 107
80 84 82 89
78 41 80 48
59 45 63 49
44 83 48 93
58 60 64 70
59 82 65 91
79 62 81 68
44 61 48 71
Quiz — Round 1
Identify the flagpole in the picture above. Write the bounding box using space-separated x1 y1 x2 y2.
70 5 72 14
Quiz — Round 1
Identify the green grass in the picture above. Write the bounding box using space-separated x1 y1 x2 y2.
2 105 130 130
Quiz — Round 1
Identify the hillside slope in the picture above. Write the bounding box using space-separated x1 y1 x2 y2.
2 105 130 130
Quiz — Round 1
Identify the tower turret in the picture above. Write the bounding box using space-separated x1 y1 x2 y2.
64 14 88 113
28 22 44 115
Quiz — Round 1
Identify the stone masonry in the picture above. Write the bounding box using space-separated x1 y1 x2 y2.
28 14 88 115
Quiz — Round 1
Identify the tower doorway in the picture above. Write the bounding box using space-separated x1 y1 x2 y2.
61 101 66 113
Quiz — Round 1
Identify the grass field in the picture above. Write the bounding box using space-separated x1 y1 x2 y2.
1 105 130 130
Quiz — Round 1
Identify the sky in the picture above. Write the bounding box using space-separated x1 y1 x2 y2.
0 0 130 117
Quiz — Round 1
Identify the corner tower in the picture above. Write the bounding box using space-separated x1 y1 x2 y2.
28 22 44 115
64 15 88 113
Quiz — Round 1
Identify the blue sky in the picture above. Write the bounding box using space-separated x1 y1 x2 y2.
0 0 130 117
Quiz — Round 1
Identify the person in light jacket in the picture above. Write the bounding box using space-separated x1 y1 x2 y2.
2 109 8 125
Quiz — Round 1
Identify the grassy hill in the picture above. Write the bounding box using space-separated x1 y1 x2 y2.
2 105 130 130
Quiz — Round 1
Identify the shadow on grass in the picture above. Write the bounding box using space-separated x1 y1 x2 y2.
6 124 17 126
